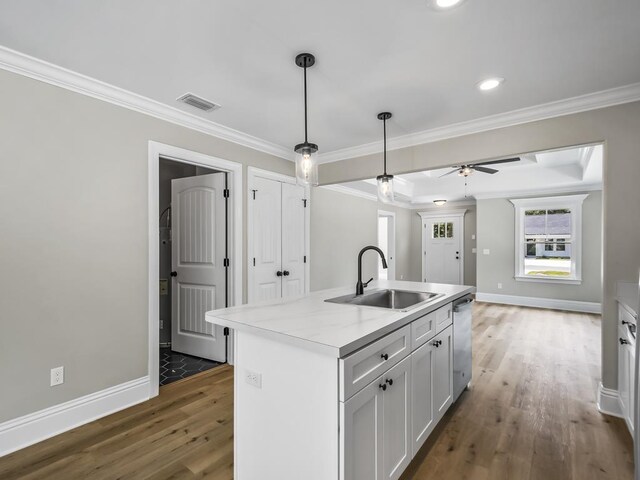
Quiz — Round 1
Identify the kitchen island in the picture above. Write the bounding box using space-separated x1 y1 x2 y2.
206 280 474 480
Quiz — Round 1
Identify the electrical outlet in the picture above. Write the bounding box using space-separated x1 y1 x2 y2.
400 275 404 280
483 249 490 255
160 320 164 330
159 279 168 295
245 370 262 389
498 283 503 289
471 234 476 240
51 366 64 386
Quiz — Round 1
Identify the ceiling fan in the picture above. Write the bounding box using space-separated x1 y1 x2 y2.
439 157 520 177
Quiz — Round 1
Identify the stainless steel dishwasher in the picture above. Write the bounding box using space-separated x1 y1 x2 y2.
453 294 473 401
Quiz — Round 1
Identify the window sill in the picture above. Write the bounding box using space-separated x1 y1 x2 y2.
515 275 582 285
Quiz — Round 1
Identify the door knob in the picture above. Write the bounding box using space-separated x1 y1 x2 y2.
283 270 290 276
276 271 283 277
170 271 177 277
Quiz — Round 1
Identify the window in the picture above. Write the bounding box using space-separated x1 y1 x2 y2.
510 194 588 284
432 222 453 239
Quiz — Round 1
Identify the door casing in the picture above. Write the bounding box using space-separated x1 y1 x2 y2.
148 141 242 398
418 209 466 285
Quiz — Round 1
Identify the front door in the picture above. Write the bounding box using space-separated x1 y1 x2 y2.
171 173 227 361
423 216 463 284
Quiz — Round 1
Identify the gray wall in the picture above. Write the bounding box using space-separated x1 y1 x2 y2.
409 204 477 286
319 101 640 392
0 69 293 423
310 187 419 291
476 192 602 302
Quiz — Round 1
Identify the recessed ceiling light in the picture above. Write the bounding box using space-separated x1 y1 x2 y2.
477 77 504 91
436 0 462 7
428 0 466 10
433 199 447 206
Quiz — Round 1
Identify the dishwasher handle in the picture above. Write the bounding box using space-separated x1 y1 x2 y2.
453 295 474 312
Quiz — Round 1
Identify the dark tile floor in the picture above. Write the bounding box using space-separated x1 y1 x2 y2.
159 347 220 386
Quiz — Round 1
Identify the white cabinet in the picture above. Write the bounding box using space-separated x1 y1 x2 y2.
433 326 454 420
618 303 636 435
341 356 411 480
341 375 383 480
410 324 453 456
381 357 412 480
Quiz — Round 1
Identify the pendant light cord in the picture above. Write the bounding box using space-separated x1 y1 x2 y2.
383 117 387 175
303 66 308 143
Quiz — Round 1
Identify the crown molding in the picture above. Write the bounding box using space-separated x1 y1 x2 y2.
473 183 602 200
0 46 294 161
318 82 640 164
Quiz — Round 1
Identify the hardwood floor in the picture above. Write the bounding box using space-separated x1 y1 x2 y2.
0 303 633 479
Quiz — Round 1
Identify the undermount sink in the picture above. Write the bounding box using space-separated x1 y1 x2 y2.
325 289 443 312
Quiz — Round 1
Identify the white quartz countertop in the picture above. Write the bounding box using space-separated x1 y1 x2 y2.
206 280 475 357
617 281 639 318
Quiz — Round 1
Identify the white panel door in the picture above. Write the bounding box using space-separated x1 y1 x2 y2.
433 325 453 420
424 216 462 284
171 173 226 361
281 182 306 298
410 341 435 456
251 176 282 302
341 377 383 480
382 356 412 480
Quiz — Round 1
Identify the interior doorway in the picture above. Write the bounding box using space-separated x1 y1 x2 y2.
158 159 225 386
378 210 396 280
148 142 242 397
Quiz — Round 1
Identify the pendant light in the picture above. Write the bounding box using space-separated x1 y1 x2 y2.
294 53 319 186
376 112 394 203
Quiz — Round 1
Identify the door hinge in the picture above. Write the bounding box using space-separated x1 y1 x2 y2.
252 189 257 200
304 255 307 264
223 189 230 198
253 257 256 266
303 199 307 208
223 258 230 267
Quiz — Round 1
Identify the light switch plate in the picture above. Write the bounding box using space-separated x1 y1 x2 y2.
471 234 476 240
159 279 168 295
472 248 477 254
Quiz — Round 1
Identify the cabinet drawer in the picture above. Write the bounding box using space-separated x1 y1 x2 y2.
411 303 453 350
340 325 411 402
435 302 453 333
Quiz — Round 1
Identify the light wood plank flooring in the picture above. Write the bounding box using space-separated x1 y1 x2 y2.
0 303 633 479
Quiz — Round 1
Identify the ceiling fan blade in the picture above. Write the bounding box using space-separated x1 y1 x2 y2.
439 169 460 178
473 166 498 174
473 157 520 166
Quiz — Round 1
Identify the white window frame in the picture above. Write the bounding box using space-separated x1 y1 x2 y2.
510 194 588 285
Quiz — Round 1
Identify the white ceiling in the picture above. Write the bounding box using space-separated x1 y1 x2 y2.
337 144 603 205
0 1 639 155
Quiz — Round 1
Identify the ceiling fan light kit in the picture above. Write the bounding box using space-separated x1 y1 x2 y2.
376 112 395 204
294 53 319 187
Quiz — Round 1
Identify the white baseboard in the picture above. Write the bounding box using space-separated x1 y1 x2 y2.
0 376 150 457
596 382 623 418
475 292 602 314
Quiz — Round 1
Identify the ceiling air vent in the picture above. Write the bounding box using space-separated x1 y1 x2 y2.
176 92 221 112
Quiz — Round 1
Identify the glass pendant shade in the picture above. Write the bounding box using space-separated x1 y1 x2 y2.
295 145 319 186
377 174 394 204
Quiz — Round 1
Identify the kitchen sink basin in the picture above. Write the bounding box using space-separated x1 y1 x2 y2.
325 289 443 312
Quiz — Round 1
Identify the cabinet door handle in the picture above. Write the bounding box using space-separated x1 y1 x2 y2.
283 270 290 276
620 338 630 345
170 271 177 277
385 378 393 386
432 340 442 347
381 353 389 361
379 383 387 391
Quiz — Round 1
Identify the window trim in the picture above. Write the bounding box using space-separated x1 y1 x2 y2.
510 194 588 285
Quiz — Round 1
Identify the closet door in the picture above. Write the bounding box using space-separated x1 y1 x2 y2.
251 176 282 302
281 182 306 298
